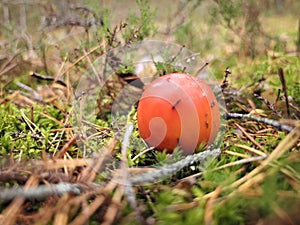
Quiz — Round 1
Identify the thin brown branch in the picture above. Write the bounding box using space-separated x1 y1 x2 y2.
278 67 291 117
53 135 78 159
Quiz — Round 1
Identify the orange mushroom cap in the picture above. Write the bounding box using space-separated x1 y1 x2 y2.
137 73 220 155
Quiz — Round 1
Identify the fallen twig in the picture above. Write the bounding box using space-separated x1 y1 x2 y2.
224 112 294 132
129 148 221 185
0 174 39 225
30 72 67 87
180 155 267 182
0 182 81 202
119 123 144 223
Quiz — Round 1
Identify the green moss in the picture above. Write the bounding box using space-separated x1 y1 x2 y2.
0 103 65 159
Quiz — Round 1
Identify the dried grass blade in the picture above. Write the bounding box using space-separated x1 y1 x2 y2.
235 123 267 153
69 182 117 225
231 126 300 191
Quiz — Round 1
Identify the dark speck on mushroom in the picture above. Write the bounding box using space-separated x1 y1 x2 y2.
211 101 215 108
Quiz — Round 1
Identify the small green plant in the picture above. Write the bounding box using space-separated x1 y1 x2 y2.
154 61 185 75
122 0 157 42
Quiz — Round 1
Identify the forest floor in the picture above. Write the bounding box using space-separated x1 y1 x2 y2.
0 1 299 225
